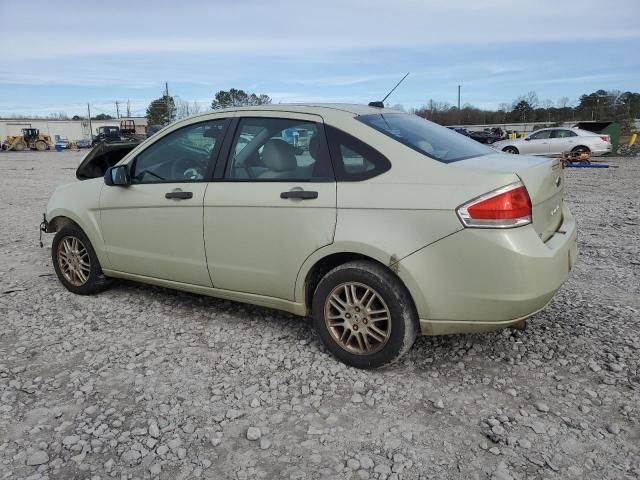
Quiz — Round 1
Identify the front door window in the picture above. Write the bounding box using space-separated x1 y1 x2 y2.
132 120 226 183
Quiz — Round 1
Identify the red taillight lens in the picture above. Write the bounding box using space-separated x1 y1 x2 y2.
457 182 532 228
600 135 610 142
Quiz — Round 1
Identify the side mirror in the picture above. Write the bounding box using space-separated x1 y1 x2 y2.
524 137 531 141
104 165 130 186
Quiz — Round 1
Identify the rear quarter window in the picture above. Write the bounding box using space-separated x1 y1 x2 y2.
324 125 391 181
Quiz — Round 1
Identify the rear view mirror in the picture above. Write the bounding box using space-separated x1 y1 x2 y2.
524 137 531 141
104 165 130 186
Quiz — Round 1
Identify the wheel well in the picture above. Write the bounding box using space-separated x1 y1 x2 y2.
502 146 519 153
572 145 590 152
47 216 78 233
304 252 416 316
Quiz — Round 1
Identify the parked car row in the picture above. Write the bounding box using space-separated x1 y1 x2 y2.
447 127 504 144
448 125 612 157
492 127 612 156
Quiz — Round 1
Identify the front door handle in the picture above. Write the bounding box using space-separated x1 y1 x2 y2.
165 191 193 200
280 190 318 200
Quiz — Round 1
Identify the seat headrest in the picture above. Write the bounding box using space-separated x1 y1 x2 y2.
262 139 297 172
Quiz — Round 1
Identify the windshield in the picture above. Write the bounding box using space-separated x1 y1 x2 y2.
357 113 493 163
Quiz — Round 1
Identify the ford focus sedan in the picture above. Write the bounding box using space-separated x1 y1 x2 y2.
43 104 577 369
492 127 612 156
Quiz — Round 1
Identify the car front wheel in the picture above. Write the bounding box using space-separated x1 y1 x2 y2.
52 223 112 295
312 260 418 369
502 146 518 154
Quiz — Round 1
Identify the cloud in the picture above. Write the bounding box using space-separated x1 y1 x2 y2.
3 0 639 60
1 0 639 115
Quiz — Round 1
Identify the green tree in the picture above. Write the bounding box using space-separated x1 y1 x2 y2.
512 100 534 122
93 113 113 120
211 89 271 109
146 95 175 125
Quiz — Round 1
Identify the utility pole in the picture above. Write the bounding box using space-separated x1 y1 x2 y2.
126 99 131 117
165 82 170 124
87 104 93 142
115 101 120 119
457 85 461 124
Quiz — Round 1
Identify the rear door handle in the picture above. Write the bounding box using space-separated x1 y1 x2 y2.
280 190 318 200
165 191 193 200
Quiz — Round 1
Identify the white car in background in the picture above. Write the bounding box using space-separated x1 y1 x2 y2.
492 127 612 156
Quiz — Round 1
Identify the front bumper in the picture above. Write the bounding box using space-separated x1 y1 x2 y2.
398 204 577 335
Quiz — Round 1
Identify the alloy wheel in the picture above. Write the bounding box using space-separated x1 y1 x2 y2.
57 236 91 286
324 282 391 355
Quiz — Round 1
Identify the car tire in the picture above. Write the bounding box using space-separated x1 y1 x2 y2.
502 146 519 154
312 260 418 369
52 223 112 295
571 146 590 154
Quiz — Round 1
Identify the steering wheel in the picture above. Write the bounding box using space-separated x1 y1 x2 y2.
171 157 203 181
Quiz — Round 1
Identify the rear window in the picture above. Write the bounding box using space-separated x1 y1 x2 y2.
357 113 493 163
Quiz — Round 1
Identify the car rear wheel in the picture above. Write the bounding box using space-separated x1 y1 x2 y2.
312 260 418 369
52 223 112 295
571 146 590 154
502 146 518 154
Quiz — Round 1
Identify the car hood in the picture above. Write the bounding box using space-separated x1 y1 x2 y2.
492 138 524 148
76 140 141 180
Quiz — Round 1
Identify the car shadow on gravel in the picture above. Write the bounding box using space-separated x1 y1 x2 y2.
107 278 315 331
104 278 526 374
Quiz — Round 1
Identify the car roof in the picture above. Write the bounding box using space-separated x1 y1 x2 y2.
187 103 403 119
535 127 597 134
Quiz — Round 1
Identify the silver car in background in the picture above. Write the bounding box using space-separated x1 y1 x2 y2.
492 127 612 156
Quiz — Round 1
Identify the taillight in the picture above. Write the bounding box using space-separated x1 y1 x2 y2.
457 181 532 228
600 135 610 142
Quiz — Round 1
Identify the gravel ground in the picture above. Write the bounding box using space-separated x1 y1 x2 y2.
0 150 638 480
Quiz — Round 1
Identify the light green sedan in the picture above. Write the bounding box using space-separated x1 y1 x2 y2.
42 104 577 368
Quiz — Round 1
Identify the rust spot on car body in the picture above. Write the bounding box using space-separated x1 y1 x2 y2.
389 254 399 273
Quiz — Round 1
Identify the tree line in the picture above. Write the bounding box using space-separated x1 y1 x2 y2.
104 87 640 132
414 90 640 131
145 89 272 126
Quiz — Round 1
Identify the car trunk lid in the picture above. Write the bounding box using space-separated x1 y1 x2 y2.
453 153 564 241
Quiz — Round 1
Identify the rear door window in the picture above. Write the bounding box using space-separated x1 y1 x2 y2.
551 130 577 138
224 117 333 181
529 130 552 140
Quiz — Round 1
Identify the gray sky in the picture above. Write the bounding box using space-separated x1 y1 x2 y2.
1 0 639 116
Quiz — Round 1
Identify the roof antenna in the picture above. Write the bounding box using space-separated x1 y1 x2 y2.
369 72 409 108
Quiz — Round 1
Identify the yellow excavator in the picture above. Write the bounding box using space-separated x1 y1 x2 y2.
3 128 53 151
